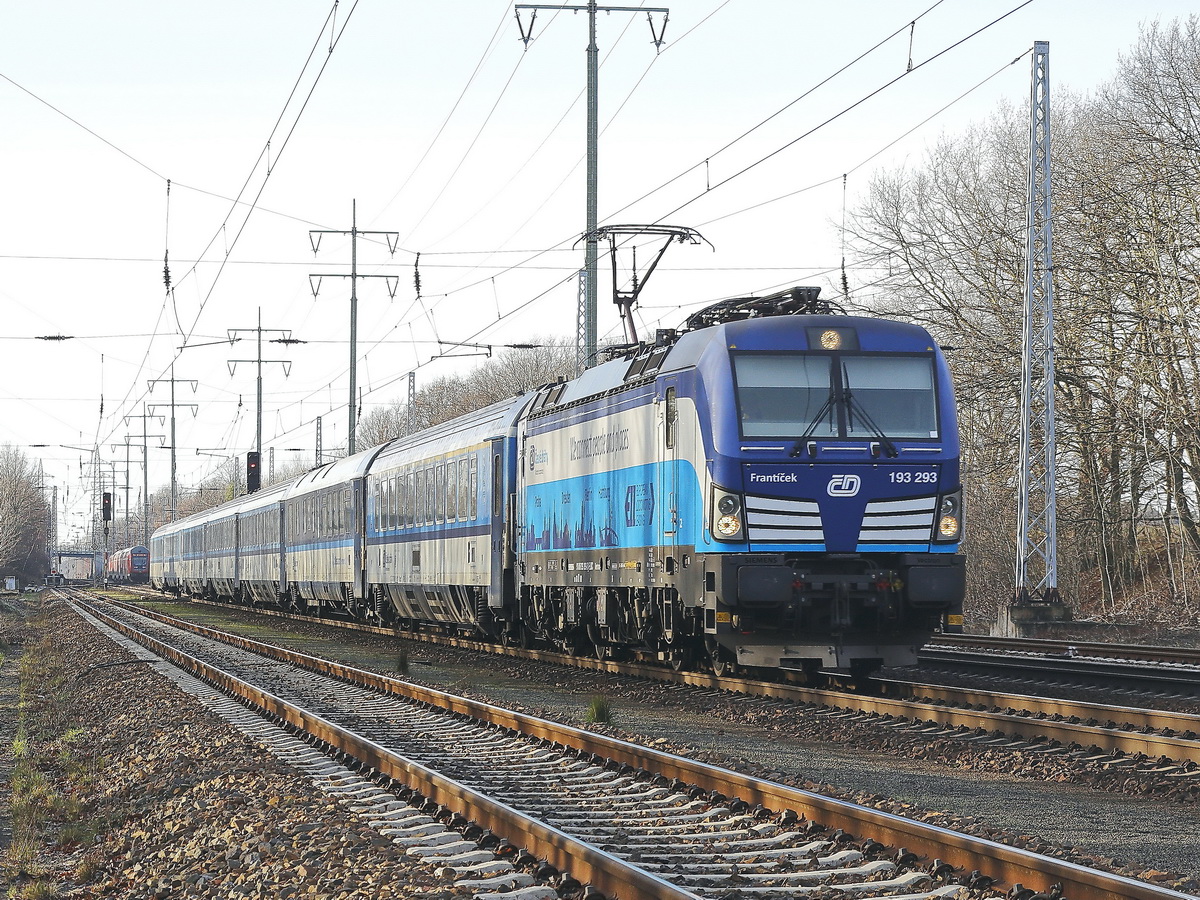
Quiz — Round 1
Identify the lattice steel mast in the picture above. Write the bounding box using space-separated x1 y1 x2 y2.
1015 41 1060 604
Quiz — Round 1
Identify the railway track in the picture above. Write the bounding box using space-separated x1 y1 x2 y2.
932 633 1200 668
115 590 1200 777
923 635 1200 694
67 588 1197 900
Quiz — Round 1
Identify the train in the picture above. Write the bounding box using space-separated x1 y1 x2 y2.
151 287 964 678
106 545 151 584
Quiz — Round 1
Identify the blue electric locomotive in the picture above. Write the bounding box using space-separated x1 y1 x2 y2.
514 288 963 675
151 287 963 678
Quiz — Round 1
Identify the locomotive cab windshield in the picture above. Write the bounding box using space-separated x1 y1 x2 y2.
733 351 939 442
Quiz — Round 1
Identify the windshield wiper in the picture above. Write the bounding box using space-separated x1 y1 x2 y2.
842 364 898 458
789 386 838 458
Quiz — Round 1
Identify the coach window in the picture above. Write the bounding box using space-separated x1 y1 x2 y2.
436 464 446 523
393 475 403 532
381 477 389 531
446 460 457 522
469 456 478 520
378 477 386 531
665 386 677 449
414 469 425 525
458 458 469 522
427 465 437 524
380 478 388 531
383 476 391 530
492 453 502 516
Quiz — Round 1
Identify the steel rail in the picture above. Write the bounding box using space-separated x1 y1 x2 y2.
920 645 1200 689
118 594 1200 764
73 597 699 900
121 593 1200 765
83 594 1198 900
933 633 1200 667
881 678 1200 734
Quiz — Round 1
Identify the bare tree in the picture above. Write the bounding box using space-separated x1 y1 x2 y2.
846 18 1200 625
0 445 50 583
355 337 575 447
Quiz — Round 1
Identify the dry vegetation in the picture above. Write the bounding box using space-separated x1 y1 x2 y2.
847 18 1200 628
2 606 100 900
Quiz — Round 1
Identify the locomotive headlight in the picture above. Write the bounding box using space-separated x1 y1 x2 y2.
934 490 962 542
711 488 744 541
716 514 742 537
819 329 842 350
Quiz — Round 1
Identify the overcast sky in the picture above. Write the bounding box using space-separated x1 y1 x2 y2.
2 1 1191 543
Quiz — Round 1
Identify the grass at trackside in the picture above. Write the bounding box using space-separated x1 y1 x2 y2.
2 603 102 899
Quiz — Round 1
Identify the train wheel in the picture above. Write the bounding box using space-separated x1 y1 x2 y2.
502 623 531 650
706 639 736 677
668 646 694 673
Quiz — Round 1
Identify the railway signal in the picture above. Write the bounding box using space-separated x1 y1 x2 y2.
246 451 261 493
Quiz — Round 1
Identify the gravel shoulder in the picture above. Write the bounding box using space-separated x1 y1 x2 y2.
0 609 22 872
2 597 455 899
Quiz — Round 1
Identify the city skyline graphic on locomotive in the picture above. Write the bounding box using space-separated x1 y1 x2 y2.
151 287 964 678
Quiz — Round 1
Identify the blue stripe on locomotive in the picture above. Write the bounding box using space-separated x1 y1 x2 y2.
522 460 702 553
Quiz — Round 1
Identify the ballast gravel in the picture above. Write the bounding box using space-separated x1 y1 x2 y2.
9 593 1200 898
164 601 1200 890
4 600 455 899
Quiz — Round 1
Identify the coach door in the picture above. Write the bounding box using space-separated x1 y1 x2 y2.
659 380 680 567
351 480 366 600
487 438 510 610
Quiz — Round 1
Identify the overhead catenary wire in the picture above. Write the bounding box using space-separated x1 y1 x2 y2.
97 2 360 460
233 14 1045 458
644 0 1037 228
14 3 1046 500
